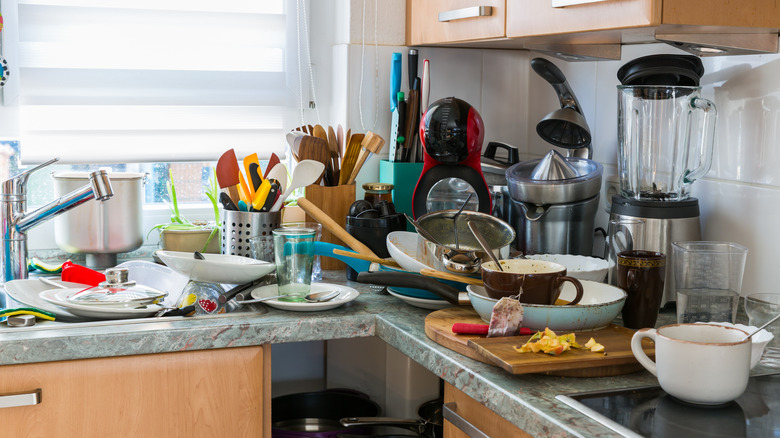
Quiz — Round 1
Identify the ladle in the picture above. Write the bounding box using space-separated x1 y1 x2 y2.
235 289 341 305
467 220 502 271
744 313 780 340
271 160 326 211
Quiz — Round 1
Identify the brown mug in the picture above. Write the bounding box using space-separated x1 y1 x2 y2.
481 259 584 305
617 250 666 329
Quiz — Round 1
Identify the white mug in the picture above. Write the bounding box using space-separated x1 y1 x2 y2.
631 323 751 405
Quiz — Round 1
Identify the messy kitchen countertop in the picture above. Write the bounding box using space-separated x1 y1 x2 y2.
0 270 772 437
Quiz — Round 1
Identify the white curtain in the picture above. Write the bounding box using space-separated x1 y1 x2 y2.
10 0 295 164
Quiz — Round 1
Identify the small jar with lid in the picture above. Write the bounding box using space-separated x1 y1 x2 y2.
363 182 393 207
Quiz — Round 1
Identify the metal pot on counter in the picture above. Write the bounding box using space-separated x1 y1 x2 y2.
53 171 146 269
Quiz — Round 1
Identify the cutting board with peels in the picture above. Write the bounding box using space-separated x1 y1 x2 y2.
424 307 654 377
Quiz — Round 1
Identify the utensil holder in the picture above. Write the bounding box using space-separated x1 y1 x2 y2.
304 184 356 270
221 210 282 260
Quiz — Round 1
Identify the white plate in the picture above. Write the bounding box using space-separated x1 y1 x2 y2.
39 288 163 320
157 250 275 284
4 279 92 322
386 288 453 310
386 231 431 273
249 283 358 312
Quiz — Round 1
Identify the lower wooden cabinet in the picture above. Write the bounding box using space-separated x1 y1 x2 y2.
0 345 270 437
444 382 531 437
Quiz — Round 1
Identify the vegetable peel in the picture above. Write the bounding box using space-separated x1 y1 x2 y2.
513 328 605 356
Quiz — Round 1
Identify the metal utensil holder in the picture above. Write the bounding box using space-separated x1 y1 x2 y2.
221 210 282 260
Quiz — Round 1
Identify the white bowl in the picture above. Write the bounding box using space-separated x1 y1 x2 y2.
386 231 431 273
695 322 774 369
157 250 275 284
526 254 611 282
467 280 626 331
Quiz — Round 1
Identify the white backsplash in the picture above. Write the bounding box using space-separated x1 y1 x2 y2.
409 41 780 297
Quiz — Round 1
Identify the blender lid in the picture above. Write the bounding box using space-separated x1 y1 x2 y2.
617 54 704 86
506 156 602 204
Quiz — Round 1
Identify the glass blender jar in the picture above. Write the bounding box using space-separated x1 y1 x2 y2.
617 85 717 200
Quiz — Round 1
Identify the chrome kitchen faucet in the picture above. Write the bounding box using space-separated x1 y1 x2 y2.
0 158 113 282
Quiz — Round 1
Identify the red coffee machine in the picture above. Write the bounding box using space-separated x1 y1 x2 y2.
412 97 491 218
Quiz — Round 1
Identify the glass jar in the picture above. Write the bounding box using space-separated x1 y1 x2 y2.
363 182 393 207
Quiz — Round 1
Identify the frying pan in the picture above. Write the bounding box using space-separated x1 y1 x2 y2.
271 389 380 438
356 271 460 305
340 399 443 438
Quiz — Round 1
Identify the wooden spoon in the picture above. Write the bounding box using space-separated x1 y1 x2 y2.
297 136 330 184
327 125 340 173
297 198 379 258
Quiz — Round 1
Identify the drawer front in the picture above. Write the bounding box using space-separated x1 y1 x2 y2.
507 0 658 38
408 0 506 45
0 347 267 437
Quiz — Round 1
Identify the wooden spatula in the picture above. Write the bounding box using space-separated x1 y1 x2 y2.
346 132 385 185
298 135 330 185
327 125 340 174
339 133 364 186
216 149 241 204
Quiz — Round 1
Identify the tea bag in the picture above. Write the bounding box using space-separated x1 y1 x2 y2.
487 294 524 337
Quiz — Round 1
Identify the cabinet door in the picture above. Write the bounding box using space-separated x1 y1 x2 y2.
443 382 532 437
0 346 270 437
507 0 659 38
407 0 506 46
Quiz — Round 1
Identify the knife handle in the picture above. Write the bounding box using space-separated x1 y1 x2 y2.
408 49 418 90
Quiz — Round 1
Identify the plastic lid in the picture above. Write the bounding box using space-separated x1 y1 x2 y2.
66 268 167 306
617 54 704 86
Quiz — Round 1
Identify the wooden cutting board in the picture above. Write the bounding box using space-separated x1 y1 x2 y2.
424 307 654 377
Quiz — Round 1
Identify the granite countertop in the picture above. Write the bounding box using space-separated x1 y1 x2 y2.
0 271 772 437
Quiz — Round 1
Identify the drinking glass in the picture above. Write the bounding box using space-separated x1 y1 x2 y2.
745 293 780 367
673 241 748 323
279 222 323 281
272 226 316 301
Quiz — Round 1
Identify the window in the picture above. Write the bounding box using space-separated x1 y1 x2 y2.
1 0 297 205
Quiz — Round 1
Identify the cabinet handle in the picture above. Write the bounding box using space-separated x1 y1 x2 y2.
443 402 490 438
551 0 609 7
0 389 41 408
438 6 493 22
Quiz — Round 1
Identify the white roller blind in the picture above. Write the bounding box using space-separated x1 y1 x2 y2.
14 0 294 164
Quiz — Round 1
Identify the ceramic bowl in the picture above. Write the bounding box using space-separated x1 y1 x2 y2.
386 231 431 273
467 280 627 331
695 322 774 369
525 254 611 282
157 250 275 284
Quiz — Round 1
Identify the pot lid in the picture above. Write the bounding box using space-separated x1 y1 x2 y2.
66 268 167 307
506 156 602 204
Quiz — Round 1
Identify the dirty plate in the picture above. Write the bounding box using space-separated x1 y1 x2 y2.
386 288 453 310
39 288 163 320
5 279 91 322
249 283 358 312
157 250 275 284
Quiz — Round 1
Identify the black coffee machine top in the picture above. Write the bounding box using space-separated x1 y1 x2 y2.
411 97 491 217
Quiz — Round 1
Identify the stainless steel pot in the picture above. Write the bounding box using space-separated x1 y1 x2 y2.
53 171 146 269
415 210 514 274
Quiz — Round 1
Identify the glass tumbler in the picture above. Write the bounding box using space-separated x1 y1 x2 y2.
673 241 748 323
745 293 780 367
272 226 316 301
278 222 323 281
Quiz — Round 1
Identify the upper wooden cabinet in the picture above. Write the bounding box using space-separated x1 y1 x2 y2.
507 0 779 38
407 0 780 56
406 0 506 45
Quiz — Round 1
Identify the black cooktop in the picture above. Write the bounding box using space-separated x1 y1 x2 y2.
557 373 780 438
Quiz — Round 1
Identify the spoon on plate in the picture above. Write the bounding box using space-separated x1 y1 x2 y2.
235 289 341 305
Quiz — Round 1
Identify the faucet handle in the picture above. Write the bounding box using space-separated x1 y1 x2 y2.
3 157 59 194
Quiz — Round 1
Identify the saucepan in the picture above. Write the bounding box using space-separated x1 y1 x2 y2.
271 389 380 438
414 210 514 275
